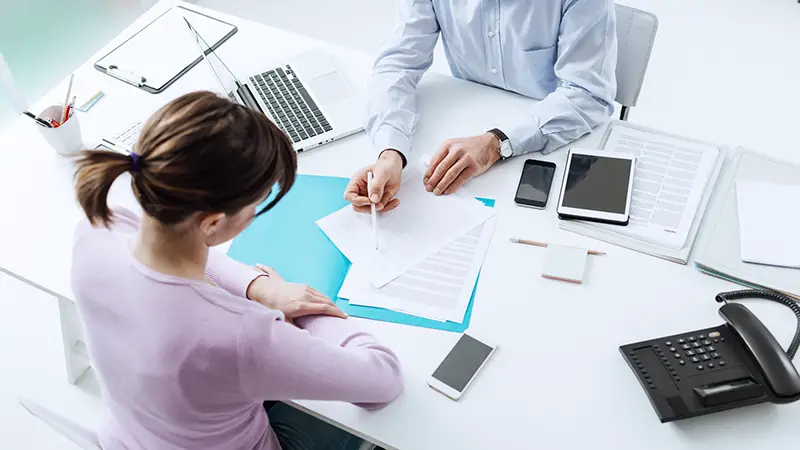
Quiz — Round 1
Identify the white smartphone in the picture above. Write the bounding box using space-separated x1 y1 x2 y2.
427 333 497 400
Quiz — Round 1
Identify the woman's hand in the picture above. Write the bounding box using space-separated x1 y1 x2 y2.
246 264 348 320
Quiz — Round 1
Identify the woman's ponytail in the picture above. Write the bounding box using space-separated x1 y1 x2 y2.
73 150 132 227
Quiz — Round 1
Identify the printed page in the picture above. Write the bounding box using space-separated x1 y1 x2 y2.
736 181 800 268
340 218 496 322
600 126 719 249
317 171 494 287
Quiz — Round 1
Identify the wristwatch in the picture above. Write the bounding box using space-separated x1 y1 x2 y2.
487 128 513 160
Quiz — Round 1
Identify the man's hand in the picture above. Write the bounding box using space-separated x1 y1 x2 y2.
424 133 501 195
246 264 347 320
344 149 404 213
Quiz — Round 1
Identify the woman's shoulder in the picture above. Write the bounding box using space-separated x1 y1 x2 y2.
74 207 141 239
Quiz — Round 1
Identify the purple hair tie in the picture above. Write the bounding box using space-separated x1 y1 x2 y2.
129 152 143 174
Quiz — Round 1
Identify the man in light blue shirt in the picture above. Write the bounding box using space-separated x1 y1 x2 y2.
345 0 617 212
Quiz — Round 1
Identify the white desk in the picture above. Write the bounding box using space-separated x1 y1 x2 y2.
2 1 800 449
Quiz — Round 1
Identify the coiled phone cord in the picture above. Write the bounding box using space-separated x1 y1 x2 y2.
715 289 800 360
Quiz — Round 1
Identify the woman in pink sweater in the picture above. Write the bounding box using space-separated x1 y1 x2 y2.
70 91 403 449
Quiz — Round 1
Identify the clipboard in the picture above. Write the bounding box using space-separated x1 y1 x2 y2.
94 6 237 94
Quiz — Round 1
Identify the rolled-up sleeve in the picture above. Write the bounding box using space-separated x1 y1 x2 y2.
365 0 440 162
506 0 617 156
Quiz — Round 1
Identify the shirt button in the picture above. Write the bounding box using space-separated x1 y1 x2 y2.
488 31 495 38
491 68 498 74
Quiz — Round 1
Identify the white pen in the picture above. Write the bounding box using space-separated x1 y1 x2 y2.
367 171 379 251
61 73 74 124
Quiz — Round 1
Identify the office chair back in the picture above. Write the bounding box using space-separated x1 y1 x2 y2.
614 5 658 120
18 397 101 450
19 397 378 450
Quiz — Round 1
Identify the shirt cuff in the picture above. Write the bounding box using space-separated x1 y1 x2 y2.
206 250 263 299
372 125 411 167
505 119 545 157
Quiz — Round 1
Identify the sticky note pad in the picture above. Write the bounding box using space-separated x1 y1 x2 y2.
541 245 588 284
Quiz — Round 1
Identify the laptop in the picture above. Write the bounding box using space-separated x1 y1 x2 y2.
184 18 364 152
102 17 364 153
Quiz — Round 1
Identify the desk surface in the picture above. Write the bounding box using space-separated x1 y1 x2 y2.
1 1 800 449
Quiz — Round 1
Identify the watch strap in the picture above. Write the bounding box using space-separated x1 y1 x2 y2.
488 128 509 143
488 128 512 159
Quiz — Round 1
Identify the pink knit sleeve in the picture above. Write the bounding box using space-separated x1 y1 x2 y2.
205 250 263 299
236 310 403 409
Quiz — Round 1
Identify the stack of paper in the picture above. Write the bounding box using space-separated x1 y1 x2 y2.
560 121 726 264
317 171 496 322
694 149 800 299
735 181 800 269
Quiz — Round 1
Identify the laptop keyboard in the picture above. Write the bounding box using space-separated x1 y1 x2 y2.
249 66 332 144
107 120 143 152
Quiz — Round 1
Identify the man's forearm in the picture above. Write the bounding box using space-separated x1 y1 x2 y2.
363 0 439 161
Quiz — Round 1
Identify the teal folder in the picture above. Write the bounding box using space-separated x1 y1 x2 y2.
227 174 493 332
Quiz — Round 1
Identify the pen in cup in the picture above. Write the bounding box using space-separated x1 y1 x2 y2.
61 73 74 124
367 171 379 251
65 96 76 120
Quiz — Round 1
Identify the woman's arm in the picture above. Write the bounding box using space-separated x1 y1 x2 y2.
237 311 404 409
206 250 263 299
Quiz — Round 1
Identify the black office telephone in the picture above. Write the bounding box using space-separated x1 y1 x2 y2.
620 289 800 422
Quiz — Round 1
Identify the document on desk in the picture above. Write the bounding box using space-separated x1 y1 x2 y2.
736 181 800 269
598 125 720 249
317 171 495 288
339 218 496 322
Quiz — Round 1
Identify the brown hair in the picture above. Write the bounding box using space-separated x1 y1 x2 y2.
73 91 296 227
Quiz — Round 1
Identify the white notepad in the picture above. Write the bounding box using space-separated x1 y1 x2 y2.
736 181 800 268
541 245 588 284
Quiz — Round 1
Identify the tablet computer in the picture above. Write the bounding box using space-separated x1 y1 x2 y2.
556 149 636 226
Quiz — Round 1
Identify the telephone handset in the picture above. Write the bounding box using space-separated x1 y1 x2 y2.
620 289 800 422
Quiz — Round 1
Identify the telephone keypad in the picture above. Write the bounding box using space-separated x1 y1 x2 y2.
659 331 734 371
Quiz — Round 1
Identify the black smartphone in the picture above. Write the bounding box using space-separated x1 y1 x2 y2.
514 159 557 209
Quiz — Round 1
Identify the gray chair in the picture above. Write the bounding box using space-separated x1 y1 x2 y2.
19 397 101 450
614 4 659 121
19 397 377 450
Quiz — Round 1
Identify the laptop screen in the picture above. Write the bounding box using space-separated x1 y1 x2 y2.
183 17 240 102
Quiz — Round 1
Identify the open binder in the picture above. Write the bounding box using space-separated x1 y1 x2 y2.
559 120 728 264
94 6 236 93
